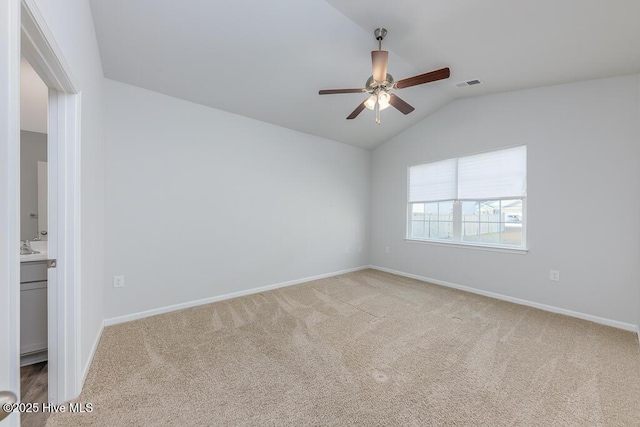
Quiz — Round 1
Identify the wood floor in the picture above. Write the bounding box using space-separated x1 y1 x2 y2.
20 362 49 427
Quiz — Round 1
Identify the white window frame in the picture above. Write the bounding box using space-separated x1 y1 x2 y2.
406 147 527 253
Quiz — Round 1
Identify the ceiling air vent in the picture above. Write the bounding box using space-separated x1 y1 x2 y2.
454 79 482 88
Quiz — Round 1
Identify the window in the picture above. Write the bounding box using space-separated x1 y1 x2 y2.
409 201 453 240
408 146 526 249
461 200 523 246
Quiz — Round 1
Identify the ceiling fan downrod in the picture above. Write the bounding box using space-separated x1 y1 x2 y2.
373 28 387 124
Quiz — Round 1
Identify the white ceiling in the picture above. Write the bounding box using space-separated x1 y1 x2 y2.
89 0 640 149
20 56 48 134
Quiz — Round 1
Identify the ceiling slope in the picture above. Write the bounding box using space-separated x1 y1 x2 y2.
90 0 452 149
89 0 640 149
327 0 640 99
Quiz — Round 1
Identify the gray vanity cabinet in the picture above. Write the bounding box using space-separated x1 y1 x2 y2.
20 261 48 365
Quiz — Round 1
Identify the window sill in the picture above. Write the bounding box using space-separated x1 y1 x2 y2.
404 238 528 254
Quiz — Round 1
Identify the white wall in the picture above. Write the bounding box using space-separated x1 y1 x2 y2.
20 57 47 134
371 74 640 327
33 0 105 374
103 80 370 320
20 131 46 240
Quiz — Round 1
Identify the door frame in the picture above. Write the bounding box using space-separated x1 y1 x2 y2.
0 0 21 424
3 0 81 421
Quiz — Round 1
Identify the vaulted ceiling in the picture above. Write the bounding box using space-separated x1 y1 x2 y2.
89 0 640 149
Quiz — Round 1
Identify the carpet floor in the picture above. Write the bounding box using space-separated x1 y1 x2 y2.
47 269 640 426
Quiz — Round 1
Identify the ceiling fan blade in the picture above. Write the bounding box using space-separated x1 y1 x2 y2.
319 88 366 95
371 50 389 82
389 94 415 115
395 67 451 89
346 101 366 120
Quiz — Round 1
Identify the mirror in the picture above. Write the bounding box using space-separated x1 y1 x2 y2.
37 161 48 240
20 131 47 241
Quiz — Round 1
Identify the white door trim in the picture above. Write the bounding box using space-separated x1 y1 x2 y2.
46 89 82 404
20 0 82 406
20 0 77 93
0 0 21 425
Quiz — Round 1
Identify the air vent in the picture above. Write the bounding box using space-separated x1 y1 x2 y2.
454 79 482 88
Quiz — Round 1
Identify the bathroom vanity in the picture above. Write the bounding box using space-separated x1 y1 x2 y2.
20 242 48 366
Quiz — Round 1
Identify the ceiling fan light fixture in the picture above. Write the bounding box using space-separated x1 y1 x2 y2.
364 92 391 111
378 91 391 110
364 94 377 110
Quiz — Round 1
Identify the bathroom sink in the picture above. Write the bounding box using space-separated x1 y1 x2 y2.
20 241 48 262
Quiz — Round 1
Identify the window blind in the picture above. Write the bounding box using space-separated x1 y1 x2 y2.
408 158 457 202
457 145 526 200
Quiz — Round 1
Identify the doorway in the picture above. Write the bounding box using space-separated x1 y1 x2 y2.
0 1 82 426
19 54 49 426
20 0 83 407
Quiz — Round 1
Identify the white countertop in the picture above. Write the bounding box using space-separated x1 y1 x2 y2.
21 252 48 262
20 241 48 263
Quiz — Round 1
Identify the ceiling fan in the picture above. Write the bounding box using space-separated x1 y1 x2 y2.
319 28 451 124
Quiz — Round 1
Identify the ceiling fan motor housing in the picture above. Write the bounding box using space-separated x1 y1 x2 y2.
366 74 394 94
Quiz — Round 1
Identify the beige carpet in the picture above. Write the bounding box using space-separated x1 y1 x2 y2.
47 269 640 426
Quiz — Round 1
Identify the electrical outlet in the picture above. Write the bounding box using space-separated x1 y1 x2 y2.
549 270 560 282
346 246 350 253
385 246 390 253
113 275 125 288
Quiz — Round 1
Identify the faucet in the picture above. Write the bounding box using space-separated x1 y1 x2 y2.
20 240 40 255
20 240 31 254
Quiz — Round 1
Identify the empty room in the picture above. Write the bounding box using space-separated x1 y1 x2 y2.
1 0 639 426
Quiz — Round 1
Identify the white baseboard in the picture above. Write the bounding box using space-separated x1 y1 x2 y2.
369 265 639 333
104 266 369 327
20 350 47 367
81 321 104 388
20 342 47 354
